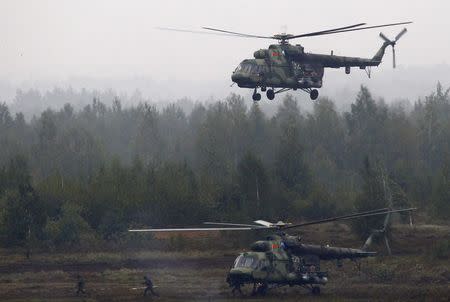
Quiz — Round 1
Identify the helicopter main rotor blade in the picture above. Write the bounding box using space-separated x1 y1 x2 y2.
285 23 366 39
129 227 254 232
288 21 412 39
155 27 246 37
204 222 266 228
283 208 389 230
202 27 274 39
203 23 366 40
283 207 417 230
253 220 276 228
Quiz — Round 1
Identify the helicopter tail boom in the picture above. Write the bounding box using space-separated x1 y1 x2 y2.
286 242 377 260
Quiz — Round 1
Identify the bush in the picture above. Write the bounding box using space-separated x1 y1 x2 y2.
167 235 187 251
370 263 396 282
45 203 94 246
293 185 336 219
429 240 450 260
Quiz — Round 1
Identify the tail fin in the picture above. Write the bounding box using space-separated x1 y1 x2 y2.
372 41 391 63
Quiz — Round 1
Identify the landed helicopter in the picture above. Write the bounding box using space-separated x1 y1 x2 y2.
159 21 412 101
129 207 416 296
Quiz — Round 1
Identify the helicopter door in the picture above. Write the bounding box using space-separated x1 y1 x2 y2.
252 259 269 280
302 255 321 272
293 63 324 88
248 64 266 83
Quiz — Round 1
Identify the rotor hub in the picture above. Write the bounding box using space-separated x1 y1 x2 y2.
273 33 294 44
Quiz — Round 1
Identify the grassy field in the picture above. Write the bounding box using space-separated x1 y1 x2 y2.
0 224 449 301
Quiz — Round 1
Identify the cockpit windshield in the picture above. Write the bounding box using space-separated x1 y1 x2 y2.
235 63 266 75
233 255 259 268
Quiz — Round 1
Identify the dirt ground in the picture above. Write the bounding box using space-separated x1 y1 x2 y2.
0 224 449 302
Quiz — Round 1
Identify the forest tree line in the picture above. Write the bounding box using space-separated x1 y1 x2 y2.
0 84 449 249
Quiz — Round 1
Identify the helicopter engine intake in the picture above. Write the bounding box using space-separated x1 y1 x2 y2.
253 49 268 59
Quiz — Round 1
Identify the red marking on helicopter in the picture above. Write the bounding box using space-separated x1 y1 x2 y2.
272 52 280 57
272 243 279 249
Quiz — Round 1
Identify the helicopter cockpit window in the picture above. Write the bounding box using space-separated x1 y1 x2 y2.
234 255 258 268
235 63 257 74
248 64 265 75
257 65 268 74
243 64 253 73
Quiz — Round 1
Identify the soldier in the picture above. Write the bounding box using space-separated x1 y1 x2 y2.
76 274 86 295
143 275 159 297
231 283 243 296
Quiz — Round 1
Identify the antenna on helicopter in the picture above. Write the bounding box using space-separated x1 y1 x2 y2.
379 28 408 68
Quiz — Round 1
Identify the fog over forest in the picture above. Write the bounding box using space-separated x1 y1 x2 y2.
1 83 449 247
2 63 450 115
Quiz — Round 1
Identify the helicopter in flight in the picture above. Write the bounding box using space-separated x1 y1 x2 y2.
159 21 411 101
129 206 416 296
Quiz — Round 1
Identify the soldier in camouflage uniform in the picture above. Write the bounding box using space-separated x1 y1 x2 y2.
143 275 159 297
76 274 85 295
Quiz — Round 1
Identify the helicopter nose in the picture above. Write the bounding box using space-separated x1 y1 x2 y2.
231 72 244 83
227 270 252 284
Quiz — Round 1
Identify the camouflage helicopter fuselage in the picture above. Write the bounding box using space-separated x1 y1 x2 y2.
158 22 409 101
129 206 416 296
231 41 391 100
227 233 376 295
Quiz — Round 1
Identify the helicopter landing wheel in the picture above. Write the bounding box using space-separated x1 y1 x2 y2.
231 284 243 296
312 286 321 295
256 283 268 296
266 89 275 100
252 93 261 101
310 89 319 100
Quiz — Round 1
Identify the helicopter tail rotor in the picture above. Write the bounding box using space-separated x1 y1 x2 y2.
362 211 392 254
378 28 408 68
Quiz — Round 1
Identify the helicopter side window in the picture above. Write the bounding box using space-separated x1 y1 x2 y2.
258 65 267 74
258 259 269 270
248 64 261 75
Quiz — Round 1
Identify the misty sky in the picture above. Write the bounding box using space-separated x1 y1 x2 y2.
1 0 449 102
